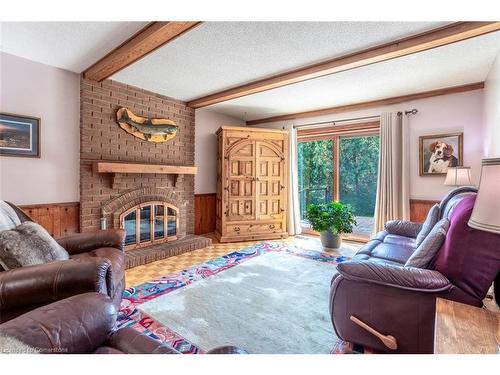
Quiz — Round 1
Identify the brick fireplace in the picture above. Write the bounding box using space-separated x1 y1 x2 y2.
80 78 210 268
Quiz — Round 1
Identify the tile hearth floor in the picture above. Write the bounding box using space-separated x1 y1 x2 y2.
125 233 360 288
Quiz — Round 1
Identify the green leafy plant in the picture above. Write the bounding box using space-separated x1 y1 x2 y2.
305 201 357 234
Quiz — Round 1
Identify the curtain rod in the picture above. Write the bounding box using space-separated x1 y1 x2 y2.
292 115 380 129
398 109 419 116
292 109 418 129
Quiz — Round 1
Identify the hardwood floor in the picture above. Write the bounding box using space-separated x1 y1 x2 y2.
125 233 359 288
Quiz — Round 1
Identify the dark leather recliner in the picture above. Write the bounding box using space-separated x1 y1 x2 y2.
0 293 246 354
329 187 500 353
0 202 126 323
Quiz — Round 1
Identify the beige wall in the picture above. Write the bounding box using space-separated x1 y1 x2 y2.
252 90 485 201
194 108 245 194
483 52 500 158
0 53 80 205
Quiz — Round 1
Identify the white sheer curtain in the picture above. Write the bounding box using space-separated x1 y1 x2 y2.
373 112 410 232
287 126 302 235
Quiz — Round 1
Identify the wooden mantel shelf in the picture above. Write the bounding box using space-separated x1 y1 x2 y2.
94 161 197 188
94 161 197 175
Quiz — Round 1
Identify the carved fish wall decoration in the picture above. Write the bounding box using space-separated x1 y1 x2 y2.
116 107 178 142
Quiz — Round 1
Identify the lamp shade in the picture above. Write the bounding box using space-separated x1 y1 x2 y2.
444 167 472 186
468 158 500 234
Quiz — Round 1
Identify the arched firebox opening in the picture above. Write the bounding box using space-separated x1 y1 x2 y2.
119 201 179 250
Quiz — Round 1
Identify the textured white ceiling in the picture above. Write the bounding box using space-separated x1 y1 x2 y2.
0 22 148 72
112 22 448 100
208 31 500 121
1 22 498 122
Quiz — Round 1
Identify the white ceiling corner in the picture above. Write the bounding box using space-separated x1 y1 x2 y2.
0 22 148 72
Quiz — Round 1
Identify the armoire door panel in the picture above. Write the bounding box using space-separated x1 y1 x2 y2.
229 180 240 196
243 180 253 196
241 161 253 176
230 161 239 176
259 201 268 216
271 162 281 176
259 180 268 195
229 201 239 216
259 161 268 177
226 139 257 222
271 181 281 195
270 200 281 215
234 143 253 156
243 200 253 216
256 141 285 222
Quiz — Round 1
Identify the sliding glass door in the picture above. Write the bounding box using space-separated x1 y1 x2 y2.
297 125 380 239
297 139 333 220
339 135 379 238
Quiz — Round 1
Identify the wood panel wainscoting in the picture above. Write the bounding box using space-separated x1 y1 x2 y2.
19 202 80 239
193 197 438 236
410 199 440 223
194 193 216 235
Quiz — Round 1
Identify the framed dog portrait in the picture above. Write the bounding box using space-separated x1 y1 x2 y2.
419 132 463 176
0 113 40 158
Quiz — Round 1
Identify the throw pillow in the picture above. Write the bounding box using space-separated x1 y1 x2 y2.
0 201 21 232
405 218 449 268
415 204 440 247
0 222 69 270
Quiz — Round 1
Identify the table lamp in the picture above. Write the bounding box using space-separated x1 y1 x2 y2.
468 158 500 233
444 166 472 187
467 158 500 307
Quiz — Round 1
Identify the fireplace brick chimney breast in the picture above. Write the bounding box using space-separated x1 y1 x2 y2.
80 78 195 238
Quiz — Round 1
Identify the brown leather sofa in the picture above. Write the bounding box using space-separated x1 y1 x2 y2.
0 202 126 323
0 293 246 354
329 187 500 353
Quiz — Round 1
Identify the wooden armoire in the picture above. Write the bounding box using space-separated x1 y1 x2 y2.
215 126 288 243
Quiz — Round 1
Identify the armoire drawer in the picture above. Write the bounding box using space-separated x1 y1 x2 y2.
226 222 283 235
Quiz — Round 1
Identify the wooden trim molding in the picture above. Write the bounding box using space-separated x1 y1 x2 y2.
83 21 201 82
247 82 484 125
194 193 216 235
188 22 499 108
19 202 80 239
410 199 440 223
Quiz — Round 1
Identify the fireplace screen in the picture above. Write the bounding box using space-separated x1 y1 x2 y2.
121 202 178 249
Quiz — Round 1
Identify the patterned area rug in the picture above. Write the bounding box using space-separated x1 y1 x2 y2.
118 241 353 354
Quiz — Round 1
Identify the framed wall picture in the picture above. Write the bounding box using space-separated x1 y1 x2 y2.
419 132 463 176
0 113 40 158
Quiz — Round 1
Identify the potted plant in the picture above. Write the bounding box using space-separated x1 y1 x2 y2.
305 201 357 249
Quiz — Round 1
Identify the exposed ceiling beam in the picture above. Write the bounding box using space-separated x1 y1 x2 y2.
83 21 201 82
246 82 485 125
188 22 500 109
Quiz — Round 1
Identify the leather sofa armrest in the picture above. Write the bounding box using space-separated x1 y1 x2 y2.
106 327 180 354
337 261 452 292
207 346 248 354
105 328 248 354
0 293 116 353
0 258 110 317
57 229 126 255
384 220 422 238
